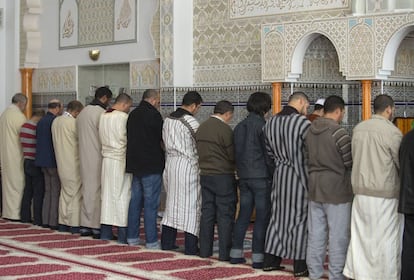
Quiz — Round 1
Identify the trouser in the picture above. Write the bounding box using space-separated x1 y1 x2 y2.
161 224 198 255
199 174 236 261
21 159 45 225
402 214 414 280
41 167 61 227
127 174 161 247
231 178 270 263
101 224 127 244
306 201 351 280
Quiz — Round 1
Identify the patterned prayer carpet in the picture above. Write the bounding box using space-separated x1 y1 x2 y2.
0 218 328 279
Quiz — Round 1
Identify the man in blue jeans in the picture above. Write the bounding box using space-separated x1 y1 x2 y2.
230 92 272 269
126 89 164 249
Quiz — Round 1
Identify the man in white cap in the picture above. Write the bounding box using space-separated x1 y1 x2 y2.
307 98 325 122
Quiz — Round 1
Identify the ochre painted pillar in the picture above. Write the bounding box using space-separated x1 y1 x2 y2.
20 68 34 118
361 80 372 120
272 82 282 115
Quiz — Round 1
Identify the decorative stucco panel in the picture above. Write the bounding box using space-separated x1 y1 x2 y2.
348 20 375 78
160 0 173 87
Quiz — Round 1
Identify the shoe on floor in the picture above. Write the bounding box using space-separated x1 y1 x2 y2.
92 233 101 239
230 257 246 264
252 262 263 269
263 253 284 272
293 259 308 277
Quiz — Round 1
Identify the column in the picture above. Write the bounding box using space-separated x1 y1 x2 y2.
20 68 34 118
361 80 372 120
272 82 282 115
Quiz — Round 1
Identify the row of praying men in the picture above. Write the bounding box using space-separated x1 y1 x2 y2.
0 89 413 280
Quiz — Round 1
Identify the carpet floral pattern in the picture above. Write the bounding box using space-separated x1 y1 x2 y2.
0 218 327 279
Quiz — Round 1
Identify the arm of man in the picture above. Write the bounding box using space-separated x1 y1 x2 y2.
333 126 352 169
390 128 403 170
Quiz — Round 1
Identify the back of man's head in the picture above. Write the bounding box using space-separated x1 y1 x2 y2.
288 91 309 104
48 100 61 109
32 108 46 118
115 92 132 104
67 100 84 113
247 91 271 116
374 94 394 114
324 95 345 114
214 100 234 114
12 93 27 104
95 87 113 100
182 91 203 106
142 89 159 101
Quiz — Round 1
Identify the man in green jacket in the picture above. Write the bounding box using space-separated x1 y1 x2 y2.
196 100 235 261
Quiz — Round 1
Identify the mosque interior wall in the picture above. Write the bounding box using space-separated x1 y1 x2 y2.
18 0 414 130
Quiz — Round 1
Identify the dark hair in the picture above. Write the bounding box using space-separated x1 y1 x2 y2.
288 91 309 103
142 89 159 100
48 102 61 109
67 100 84 112
246 92 271 116
374 94 394 114
115 92 132 104
11 93 27 104
95 87 113 99
32 108 45 117
182 91 203 106
324 95 345 114
214 100 234 114
314 104 324 111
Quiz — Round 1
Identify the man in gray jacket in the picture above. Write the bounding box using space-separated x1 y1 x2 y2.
305 95 352 280
344 94 402 280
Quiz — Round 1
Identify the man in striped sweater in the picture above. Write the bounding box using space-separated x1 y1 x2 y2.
305 95 353 280
20 109 46 225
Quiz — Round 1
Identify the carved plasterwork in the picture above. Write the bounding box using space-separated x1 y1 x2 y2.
160 0 173 87
194 63 262 86
348 20 375 78
59 0 137 49
392 35 414 79
301 36 345 83
229 0 350 19
262 30 285 81
261 12 414 82
33 67 76 93
194 0 271 86
150 0 160 57
130 60 160 89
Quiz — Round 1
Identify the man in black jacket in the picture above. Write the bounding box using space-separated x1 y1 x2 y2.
126 89 164 249
399 127 414 280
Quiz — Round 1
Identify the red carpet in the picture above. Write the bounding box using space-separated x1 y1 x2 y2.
0 218 327 279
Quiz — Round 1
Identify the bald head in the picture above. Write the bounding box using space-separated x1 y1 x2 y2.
288 91 310 115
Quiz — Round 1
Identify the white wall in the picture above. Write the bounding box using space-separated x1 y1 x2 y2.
38 0 158 68
0 0 21 113
173 0 193 87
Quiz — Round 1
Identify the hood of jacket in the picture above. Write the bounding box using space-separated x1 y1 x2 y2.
309 117 336 135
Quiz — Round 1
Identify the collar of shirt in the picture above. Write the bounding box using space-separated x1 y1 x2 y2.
211 115 225 122
63 111 74 118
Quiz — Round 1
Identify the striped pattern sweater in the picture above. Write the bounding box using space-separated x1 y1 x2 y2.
20 120 37 160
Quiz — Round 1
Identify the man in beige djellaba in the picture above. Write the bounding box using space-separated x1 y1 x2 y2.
77 87 113 239
99 93 133 244
0 93 27 220
52 100 84 233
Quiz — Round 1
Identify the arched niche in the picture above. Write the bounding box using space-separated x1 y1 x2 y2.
289 32 342 82
299 35 344 83
381 24 414 79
